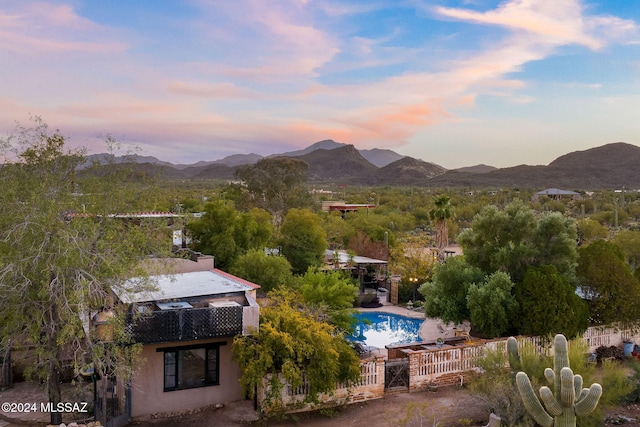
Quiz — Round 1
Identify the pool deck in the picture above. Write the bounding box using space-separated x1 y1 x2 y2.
356 302 470 358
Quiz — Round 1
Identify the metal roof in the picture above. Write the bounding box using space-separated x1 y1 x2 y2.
536 188 580 195
324 249 388 265
115 270 257 304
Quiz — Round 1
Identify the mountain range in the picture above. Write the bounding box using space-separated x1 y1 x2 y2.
86 140 640 189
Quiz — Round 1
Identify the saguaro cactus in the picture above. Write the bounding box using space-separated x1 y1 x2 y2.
508 334 602 427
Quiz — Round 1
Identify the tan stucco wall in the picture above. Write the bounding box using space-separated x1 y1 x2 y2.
130 337 243 418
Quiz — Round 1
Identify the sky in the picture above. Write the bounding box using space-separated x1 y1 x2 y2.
1 0 640 169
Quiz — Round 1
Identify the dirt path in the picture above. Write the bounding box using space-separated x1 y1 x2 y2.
134 386 489 427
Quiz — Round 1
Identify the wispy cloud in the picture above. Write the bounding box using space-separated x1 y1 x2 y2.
0 2 127 55
0 0 638 166
434 0 637 50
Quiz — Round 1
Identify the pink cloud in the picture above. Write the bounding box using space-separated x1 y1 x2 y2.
191 0 339 81
0 2 128 55
166 81 254 98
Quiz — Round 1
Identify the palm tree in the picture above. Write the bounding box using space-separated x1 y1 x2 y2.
429 195 453 261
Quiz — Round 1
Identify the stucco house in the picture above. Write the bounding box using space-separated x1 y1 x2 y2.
532 188 582 201
100 254 260 422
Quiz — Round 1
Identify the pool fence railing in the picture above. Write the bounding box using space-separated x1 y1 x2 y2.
257 322 640 416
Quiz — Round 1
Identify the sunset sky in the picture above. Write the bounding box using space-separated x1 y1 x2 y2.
2 0 640 168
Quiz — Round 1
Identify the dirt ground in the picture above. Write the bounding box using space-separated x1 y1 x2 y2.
133 385 488 427
129 388 640 427
3 381 640 427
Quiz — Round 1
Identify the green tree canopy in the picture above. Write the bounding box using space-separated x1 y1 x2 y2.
577 240 640 325
467 272 518 339
419 256 485 324
458 199 578 283
613 229 640 273
577 219 609 245
292 269 359 332
232 289 361 410
234 157 311 225
0 119 166 424
391 234 437 285
187 201 273 270
515 265 589 338
458 200 536 282
230 249 293 293
279 208 327 274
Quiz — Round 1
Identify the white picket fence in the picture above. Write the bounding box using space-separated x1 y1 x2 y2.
259 323 640 415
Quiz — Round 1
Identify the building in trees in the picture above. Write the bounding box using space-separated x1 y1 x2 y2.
323 249 389 292
532 188 582 201
102 254 261 419
321 200 376 217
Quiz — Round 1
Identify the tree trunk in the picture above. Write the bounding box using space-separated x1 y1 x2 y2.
48 360 62 425
435 220 449 262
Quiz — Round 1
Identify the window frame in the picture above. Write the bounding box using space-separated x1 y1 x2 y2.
158 342 224 392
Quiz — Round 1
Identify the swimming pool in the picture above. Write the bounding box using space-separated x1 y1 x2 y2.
350 312 424 348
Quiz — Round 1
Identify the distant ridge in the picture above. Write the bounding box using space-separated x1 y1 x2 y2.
453 164 497 174
293 144 379 183
81 141 640 189
274 139 405 167
373 157 447 186
273 139 343 158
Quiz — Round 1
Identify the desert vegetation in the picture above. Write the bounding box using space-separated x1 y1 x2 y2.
4 118 640 423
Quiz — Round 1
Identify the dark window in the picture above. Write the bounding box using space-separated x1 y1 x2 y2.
163 345 220 391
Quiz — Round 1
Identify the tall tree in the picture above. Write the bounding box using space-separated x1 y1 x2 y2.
429 195 453 261
458 199 578 283
235 157 311 226
279 208 327 274
187 202 273 270
458 200 536 282
419 256 485 324
466 272 518 339
577 240 640 325
614 229 640 274
533 212 579 283
230 249 293 293
515 265 589 338
0 118 165 424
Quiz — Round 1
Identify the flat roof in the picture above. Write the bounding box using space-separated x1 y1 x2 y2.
329 204 376 209
115 269 258 304
537 188 580 195
324 249 388 265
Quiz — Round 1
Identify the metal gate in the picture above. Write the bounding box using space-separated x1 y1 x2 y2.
385 358 409 391
94 377 130 427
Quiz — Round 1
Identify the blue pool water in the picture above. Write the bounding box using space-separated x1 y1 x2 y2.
350 312 424 348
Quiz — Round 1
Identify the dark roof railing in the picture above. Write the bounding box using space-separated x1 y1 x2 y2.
126 305 243 344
